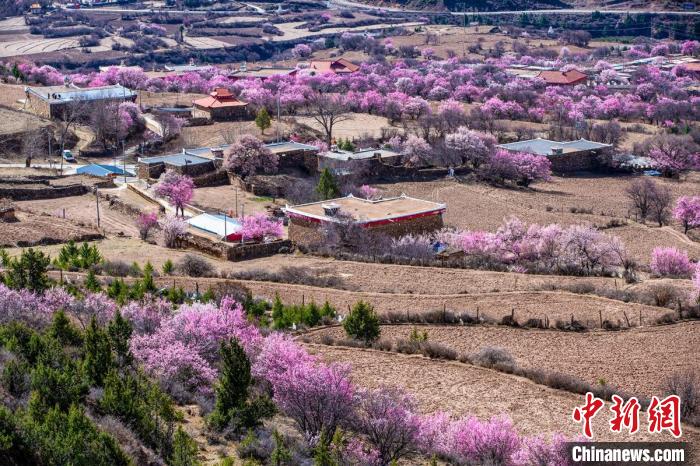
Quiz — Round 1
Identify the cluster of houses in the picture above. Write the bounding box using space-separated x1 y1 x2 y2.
507 54 700 88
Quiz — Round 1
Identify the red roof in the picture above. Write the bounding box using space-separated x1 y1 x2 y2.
308 58 359 74
192 88 247 108
683 62 700 72
537 70 587 85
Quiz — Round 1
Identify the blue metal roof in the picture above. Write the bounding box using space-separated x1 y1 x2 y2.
76 164 133 177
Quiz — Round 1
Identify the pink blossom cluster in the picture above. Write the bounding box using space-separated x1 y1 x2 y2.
8 47 697 132
130 297 260 394
674 196 700 234
485 149 552 186
0 284 116 329
649 247 694 278
153 170 194 216
444 217 626 276
240 213 284 242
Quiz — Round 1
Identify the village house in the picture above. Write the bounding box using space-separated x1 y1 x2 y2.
228 64 297 81
498 138 612 173
192 88 248 121
317 147 401 175
187 213 243 242
76 164 134 179
23 84 137 120
537 70 588 86
307 58 359 75
284 194 446 248
266 141 319 172
137 151 216 179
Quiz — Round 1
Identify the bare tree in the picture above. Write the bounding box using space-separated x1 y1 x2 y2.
91 101 124 151
626 178 659 222
56 97 90 155
21 125 47 167
649 183 672 227
304 93 351 146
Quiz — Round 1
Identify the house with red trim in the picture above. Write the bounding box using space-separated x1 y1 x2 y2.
307 58 359 75
284 194 446 247
537 70 588 86
192 88 248 121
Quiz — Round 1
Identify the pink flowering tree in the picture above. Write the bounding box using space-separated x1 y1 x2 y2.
291 43 313 59
400 135 433 167
444 126 496 169
135 211 159 240
650 247 693 278
240 213 284 242
693 267 700 303
154 170 194 216
352 386 422 465
270 359 355 443
673 196 700 234
358 184 381 200
223 135 279 179
646 135 699 176
484 150 551 187
159 214 188 248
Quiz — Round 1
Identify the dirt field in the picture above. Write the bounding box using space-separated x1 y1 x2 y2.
0 107 53 135
0 210 101 247
16 192 141 237
307 344 700 444
191 184 287 217
293 113 393 140
0 37 80 58
377 174 700 263
305 321 700 397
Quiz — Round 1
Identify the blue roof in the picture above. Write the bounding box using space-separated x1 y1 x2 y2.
138 153 212 166
76 164 133 177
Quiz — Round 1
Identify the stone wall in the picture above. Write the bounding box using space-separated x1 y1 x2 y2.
288 217 326 248
278 150 318 174
193 169 229 188
0 183 88 201
289 213 444 248
137 161 216 180
548 150 606 173
181 233 292 262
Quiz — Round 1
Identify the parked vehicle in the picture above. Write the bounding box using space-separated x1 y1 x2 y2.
62 150 76 163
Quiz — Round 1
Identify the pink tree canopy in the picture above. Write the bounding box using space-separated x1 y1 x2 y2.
240 213 284 242
223 135 279 178
673 196 700 234
153 170 194 217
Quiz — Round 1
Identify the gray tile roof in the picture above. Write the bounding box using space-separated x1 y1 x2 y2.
138 153 212 166
498 138 611 156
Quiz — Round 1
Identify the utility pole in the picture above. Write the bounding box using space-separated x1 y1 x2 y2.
276 94 281 143
235 185 238 217
94 187 101 228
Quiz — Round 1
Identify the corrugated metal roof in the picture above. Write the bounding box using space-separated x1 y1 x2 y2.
27 84 136 103
265 141 319 154
187 213 242 238
76 164 133 177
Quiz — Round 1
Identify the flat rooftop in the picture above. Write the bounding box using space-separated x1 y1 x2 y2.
266 141 319 154
26 84 136 103
498 138 611 156
320 148 400 161
285 194 446 224
138 152 212 166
